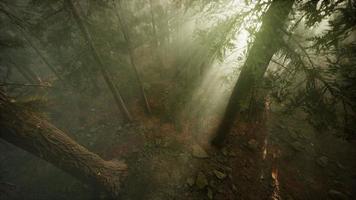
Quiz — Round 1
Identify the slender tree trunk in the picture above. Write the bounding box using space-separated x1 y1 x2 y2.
0 7 61 81
25 39 62 81
9 60 41 84
148 0 166 80
17 27 62 81
0 91 127 198
149 0 159 48
211 0 295 147
66 0 132 121
115 1 152 114
11 62 36 83
19 64 41 84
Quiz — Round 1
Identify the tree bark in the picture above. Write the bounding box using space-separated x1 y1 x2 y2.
211 0 295 147
66 0 133 121
115 1 152 114
0 91 127 198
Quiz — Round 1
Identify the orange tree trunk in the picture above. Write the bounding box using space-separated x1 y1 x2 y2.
0 91 127 198
212 0 295 147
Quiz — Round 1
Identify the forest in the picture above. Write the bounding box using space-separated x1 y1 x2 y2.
0 0 355 199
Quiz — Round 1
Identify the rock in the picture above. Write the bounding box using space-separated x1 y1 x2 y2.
298 133 307 139
89 126 99 133
116 126 122 132
221 147 228 156
247 139 258 151
316 156 329 168
228 174 233 180
229 151 237 157
224 166 232 172
277 124 286 129
207 188 213 199
243 174 251 180
186 178 194 187
209 180 217 187
291 141 304 151
217 188 224 193
232 184 238 192
332 180 344 188
196 172 208 189
336 162 346 170
328 190 348 200
290 131 299 140
192 144 209 158
213 170 227 180
216 155 227 163
161 140 169 148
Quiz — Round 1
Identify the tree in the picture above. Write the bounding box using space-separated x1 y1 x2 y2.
268 0 356 139
0 91 127 199
66 0 133 121
211 0 296 146
149 0 159 48
115 1 152 114
0 5 63 81
9 60 41 84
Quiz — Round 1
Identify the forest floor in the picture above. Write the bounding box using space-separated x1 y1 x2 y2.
1 85 356 200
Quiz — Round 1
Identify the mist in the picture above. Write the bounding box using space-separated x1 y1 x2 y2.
1 0 355 199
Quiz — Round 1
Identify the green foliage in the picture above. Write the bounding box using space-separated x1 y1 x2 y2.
300 0 344 27
196 15 242 62
265 0 356 139
1 0 355 139
309 1 356 51
193 0 270 65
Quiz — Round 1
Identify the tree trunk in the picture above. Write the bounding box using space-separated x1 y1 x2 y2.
17 26 62 81
115 1 152 114
11 62 36 83
149 0 159 48
148 0 166 82
0 91 127 198
211 0 295 147
10 60 41 84
0 6 62 81
66 0 132 121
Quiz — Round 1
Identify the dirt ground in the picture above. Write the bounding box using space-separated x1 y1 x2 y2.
0 85 355 200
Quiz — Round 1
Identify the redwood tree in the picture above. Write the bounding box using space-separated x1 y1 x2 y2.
211 0 296 146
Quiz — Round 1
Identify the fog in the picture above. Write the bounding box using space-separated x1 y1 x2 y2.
0 0 355 199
